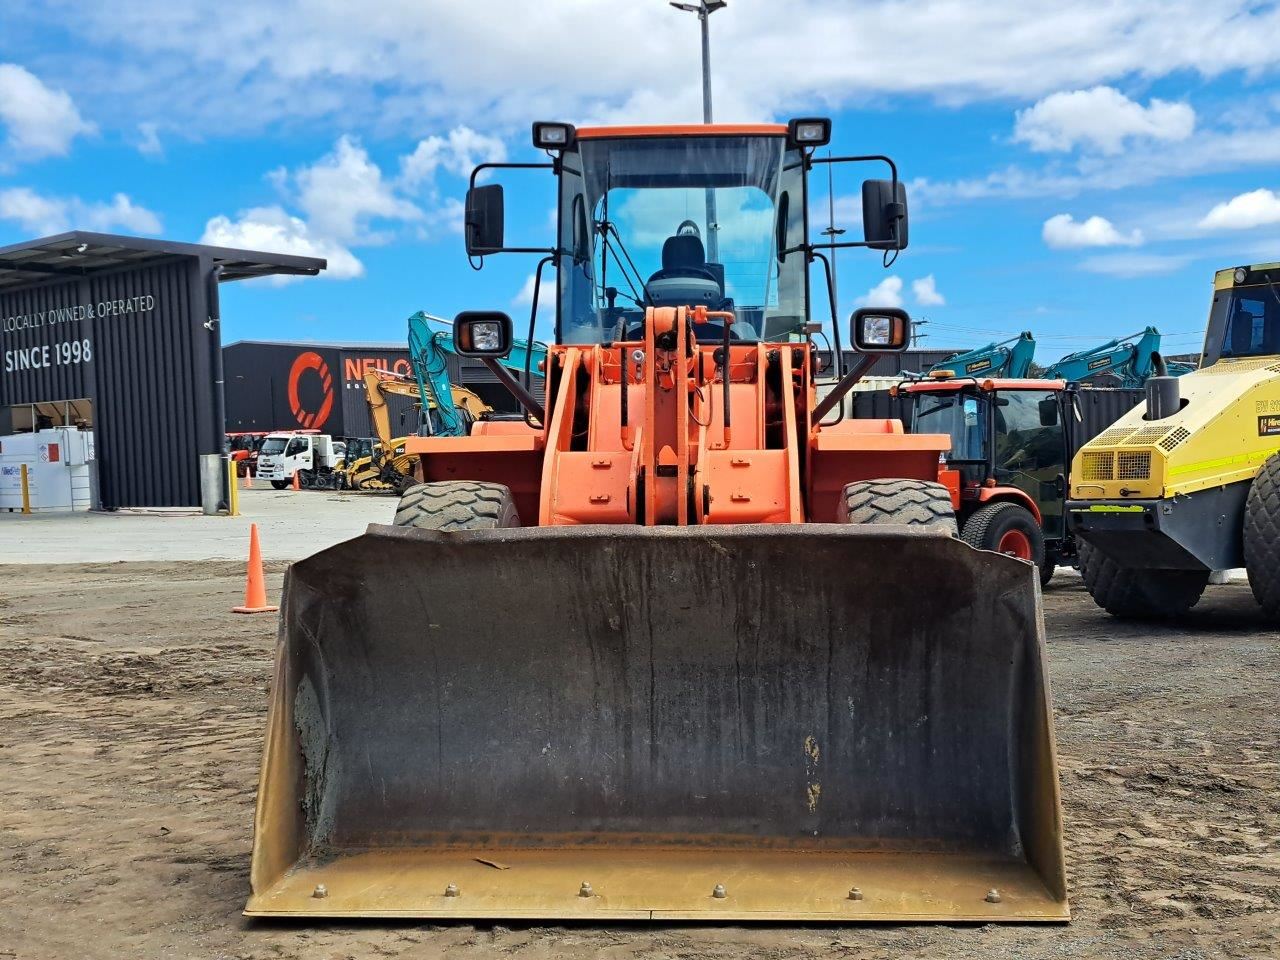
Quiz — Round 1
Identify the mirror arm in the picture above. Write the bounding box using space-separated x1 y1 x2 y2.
811 354 880 423
483 358 545 426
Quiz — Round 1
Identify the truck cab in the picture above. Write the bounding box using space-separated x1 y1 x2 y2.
255 431 337 489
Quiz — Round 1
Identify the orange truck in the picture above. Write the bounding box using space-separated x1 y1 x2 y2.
247 120 1065 923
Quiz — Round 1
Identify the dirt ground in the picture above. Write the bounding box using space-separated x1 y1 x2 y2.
0 562 1276 960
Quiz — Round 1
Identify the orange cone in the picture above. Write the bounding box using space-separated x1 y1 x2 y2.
233 523 278 614
291 470 301 491
241 467 254 490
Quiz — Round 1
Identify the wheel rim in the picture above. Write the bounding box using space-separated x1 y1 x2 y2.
997 529 1033 560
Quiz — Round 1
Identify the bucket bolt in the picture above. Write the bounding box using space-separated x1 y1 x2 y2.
847 887 863 901
311 884 327 899
444 883 460 898
985 888 1002 904
712 884 727 899
579 881 594 898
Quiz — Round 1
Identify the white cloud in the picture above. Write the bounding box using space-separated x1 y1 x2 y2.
136 122 163 158
200 205 363 281
1199 188 1280 231
912 274 945 306
1077 252 1192 277
1013 87 1195 155
293 135 422 242
0 187 161 235
857 275 904 309
29 3 1280 139
400 127 507 190
513 273 554 316
1043 213 1143 249
0 63 95 161
199 132 481 282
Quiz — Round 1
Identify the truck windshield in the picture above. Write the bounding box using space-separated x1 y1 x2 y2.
260 438 287 455
558 135 806 345
913 392 987 462
1218 284 1280 358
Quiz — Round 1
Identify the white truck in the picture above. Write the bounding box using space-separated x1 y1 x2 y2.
254 432 343 490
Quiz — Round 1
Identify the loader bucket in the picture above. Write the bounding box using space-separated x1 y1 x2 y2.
247 524 1067 922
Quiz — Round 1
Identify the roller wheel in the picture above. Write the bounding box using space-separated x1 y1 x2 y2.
1244 453 1280 619
840 479 958 535
393 481 520 531
1078 540 1208 619
270 480 290 490
961 502 1045 572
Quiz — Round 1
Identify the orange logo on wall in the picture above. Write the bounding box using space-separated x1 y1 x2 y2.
287 351 334 429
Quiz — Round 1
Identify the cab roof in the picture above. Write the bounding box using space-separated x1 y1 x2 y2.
575 123 788 140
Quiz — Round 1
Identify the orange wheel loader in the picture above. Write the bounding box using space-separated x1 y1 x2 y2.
247 119 1067 922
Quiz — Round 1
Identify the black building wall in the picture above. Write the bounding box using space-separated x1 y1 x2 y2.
224 340 546 438
0 259 216 508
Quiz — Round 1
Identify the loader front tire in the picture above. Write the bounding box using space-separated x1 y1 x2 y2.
1244 453 1280 620
1078 540 1208 619
840 479 958 535
393 481 520 531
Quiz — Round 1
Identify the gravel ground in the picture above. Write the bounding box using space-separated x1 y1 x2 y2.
0 562 1275 959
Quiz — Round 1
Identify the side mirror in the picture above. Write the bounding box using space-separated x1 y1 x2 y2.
453 311 513 359
465 184 505 256
851 307 911 353
1039 397 1060 427
861 179 909 251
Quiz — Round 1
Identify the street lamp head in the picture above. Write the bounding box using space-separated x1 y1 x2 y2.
705 0 728 11
670 0 727 12
669 2 700 11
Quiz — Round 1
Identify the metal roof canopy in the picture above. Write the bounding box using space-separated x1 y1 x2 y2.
0 231 326 292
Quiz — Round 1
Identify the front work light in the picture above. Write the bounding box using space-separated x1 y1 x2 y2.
787 117 832 148
532 122 576 150
1234 266 1249 284
453 311 514 358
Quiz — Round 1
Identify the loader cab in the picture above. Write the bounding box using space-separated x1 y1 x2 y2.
463 119 908 355
1203 264 1280 367
554 130 809 345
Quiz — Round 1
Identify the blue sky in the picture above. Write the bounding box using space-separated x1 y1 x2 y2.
2 1 1280 363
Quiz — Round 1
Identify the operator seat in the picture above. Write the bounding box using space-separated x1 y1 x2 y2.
648 233 725 293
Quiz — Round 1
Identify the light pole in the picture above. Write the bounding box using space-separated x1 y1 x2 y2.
670 0 727 262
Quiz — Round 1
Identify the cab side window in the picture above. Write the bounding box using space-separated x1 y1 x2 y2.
285 437 309 457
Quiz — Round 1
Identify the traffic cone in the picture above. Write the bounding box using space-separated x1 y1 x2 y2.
242 467 253 490
291 470 300 491
232 523 278 614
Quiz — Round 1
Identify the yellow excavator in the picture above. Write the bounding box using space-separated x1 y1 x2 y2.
345 368 491 493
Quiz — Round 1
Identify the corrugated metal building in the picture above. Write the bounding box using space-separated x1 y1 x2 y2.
0 232 324 511
223 340 544 439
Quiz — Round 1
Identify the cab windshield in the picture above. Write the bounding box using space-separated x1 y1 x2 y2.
558 135 806 345
1218 284 1280 359
913 392 987 462
260 438 287 456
